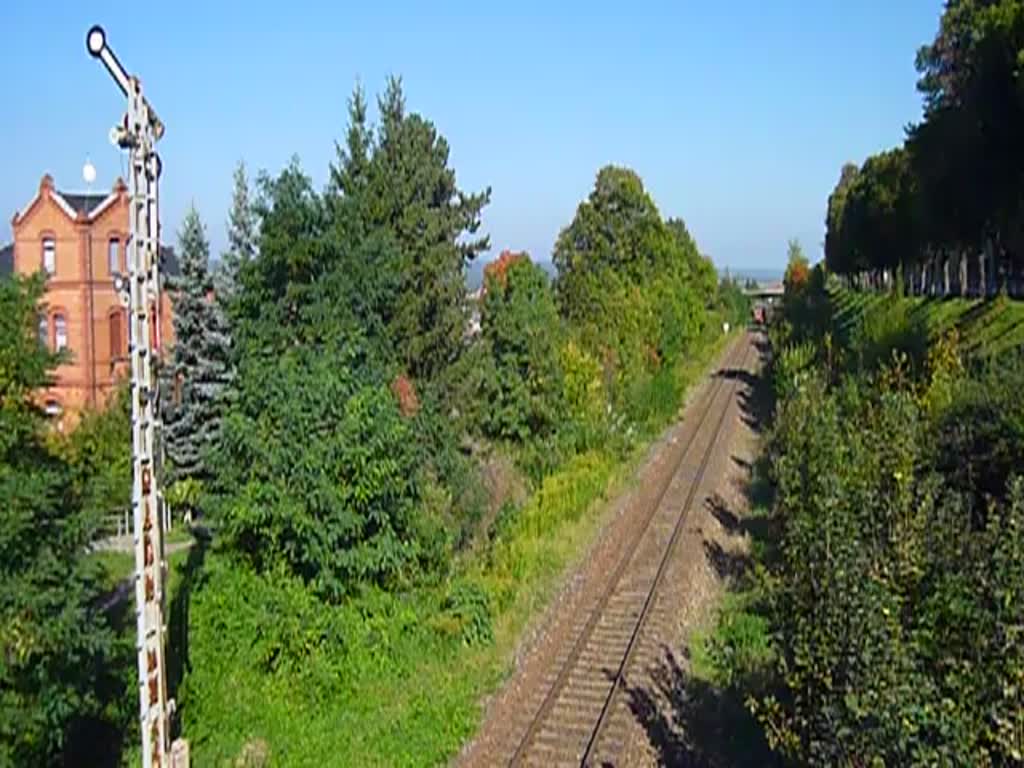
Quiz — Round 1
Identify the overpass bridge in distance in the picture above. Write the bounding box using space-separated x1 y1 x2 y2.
744 282 784 324
743 282 785 302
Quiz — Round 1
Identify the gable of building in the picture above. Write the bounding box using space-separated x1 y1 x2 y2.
12 175 124 231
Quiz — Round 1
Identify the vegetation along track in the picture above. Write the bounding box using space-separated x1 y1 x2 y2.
502 333 756 767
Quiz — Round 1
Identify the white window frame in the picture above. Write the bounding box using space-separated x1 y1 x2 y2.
108 238 120 275
42 237 56 275
54 314 68 352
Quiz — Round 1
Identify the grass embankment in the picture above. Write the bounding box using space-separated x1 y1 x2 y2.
829 287 1024 356
180 328 737 767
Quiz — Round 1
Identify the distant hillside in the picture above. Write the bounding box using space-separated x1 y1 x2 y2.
466 259 780 290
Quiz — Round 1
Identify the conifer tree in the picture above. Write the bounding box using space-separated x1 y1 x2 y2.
347 76 491 381
215 161 258 311
164 207 232 484
326 84 376 247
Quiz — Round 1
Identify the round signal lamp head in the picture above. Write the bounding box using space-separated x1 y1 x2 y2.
86 26 106 57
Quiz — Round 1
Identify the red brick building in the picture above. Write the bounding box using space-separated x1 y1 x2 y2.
2 174 177 428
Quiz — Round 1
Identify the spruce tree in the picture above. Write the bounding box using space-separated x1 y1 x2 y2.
215 161 258 311
330 84 373 202
340 76 491 381
164 207 232 484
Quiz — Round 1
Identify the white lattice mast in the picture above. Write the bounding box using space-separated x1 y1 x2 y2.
86 25 186 768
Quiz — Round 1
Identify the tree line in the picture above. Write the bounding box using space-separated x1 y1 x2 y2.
825 0 1024 298
1 76 748 765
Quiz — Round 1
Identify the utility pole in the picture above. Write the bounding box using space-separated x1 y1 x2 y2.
86 26 188 768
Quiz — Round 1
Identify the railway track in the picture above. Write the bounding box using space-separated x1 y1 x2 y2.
504 333 755 767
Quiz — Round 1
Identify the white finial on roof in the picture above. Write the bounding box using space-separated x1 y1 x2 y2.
83 158 97 189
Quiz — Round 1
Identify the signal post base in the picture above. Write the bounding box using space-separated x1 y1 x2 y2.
170 739 190 768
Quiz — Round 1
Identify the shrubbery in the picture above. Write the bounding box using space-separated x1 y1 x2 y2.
59 386 131 525
210 340 431 599
734 275 1024 766
764 354 1024 764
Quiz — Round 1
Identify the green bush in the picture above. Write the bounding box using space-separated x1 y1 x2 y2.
180 556 428 762
407 393 488 557
652 273 705 360
210 340 428 599
553 167 716 413
717 275 752 329
700 605 773 689
485 450 615 612
59 385 131 526
772 341 816 401
931 351 1024 523
565 269 658 406
560 339 606 431
165 477 204 521
623 364 680 433
439 580 493 647
760 335 1024 765
180 440 626 766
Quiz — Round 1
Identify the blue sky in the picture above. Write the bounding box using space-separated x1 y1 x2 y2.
2 1 941 271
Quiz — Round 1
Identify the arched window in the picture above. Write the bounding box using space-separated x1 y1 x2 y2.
108 238 120 275
38 315 49 347
109 310 124 360
54 313 68 352
42 237 56 275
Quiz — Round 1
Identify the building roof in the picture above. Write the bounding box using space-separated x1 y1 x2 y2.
57 191 111 217
0 244 12 278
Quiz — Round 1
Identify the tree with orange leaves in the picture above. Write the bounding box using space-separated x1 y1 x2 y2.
784 239 810 295
482 250 528 293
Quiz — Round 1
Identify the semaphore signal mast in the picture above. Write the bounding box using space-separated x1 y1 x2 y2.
86 25 188 768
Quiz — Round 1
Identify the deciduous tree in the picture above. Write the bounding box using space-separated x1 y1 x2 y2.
480 253 563 441
0 274 116 766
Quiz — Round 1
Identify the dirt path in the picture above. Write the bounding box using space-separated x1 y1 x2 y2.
456 332 766 767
